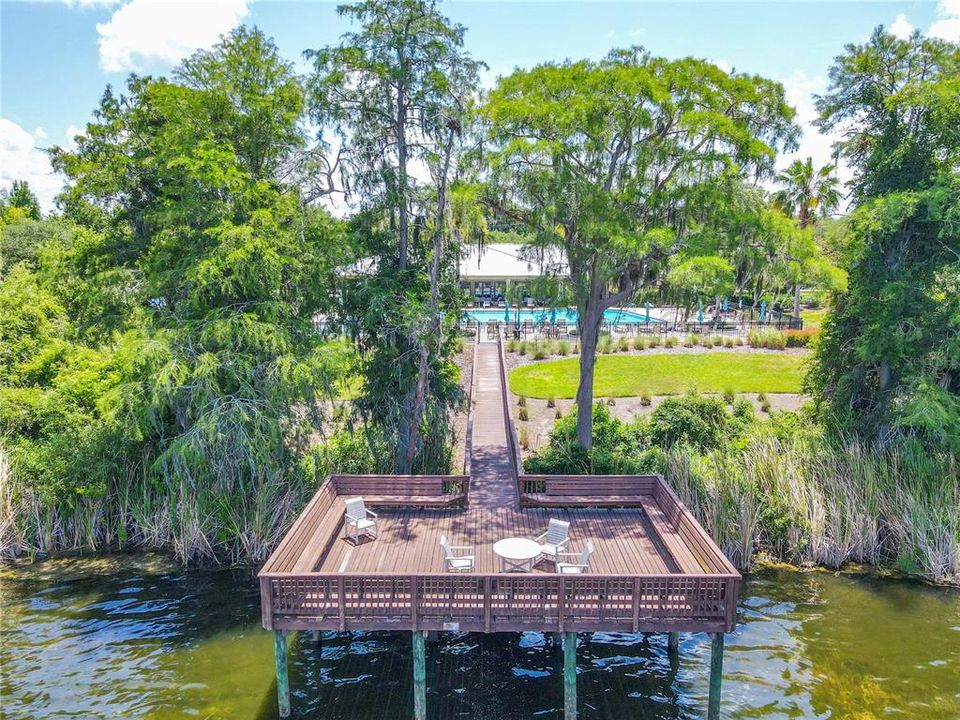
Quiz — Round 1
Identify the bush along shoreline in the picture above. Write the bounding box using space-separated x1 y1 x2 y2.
523 398 960 586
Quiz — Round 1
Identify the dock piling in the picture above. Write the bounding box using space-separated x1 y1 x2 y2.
667 631 679 657
563 631 577 720
274 630 291 718
413 630 427 720
707 632 725 720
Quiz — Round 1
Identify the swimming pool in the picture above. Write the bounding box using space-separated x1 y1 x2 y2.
463 308 664 325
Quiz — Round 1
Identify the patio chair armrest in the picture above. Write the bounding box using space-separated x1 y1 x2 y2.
556 551 582 559
449 544 473 551
365 508 378 518
345 513 361 523
534 531 547 543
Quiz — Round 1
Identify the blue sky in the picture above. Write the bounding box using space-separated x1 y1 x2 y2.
2 0 957 209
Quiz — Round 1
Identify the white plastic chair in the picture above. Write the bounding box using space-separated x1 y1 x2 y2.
344 497 378 544
556 541 594 574
534 519 570 564
439 534 475 572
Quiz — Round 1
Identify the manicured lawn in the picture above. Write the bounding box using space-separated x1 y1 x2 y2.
509 352 807 398
803 308 829 328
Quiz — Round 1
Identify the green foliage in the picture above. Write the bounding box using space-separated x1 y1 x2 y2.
809 29 960 452
648 393 753 452
748 328 787 349
524 403 664 475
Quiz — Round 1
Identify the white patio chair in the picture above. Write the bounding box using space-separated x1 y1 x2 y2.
534 519 570 564
344 496 378 544
439 534 474 572
556 541 594 574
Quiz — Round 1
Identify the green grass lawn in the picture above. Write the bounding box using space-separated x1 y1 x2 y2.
803 308 829 328
509 352 807 398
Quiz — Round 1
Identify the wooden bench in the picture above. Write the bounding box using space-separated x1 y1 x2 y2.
520 475 656 507
331 475 469 507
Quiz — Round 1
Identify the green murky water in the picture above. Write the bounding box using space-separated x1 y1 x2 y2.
1 557 958 719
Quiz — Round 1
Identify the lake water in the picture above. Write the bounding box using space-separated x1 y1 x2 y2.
464 308 664 325
1 557 958 719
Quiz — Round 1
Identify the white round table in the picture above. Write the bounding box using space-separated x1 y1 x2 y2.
493 537 541 573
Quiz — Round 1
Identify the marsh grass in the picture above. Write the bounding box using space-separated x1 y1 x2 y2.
665 437 960 583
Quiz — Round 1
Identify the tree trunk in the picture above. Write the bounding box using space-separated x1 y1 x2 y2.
403 127 455 473
792 283 802 319
396 88 409 270
575 300 602 449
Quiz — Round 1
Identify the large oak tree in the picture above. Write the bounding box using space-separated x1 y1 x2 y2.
484 49 798 447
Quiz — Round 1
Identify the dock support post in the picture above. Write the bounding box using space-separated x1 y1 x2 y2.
274 630 291 718
563 631 577 720
707 632 725 720
667 632 679 657
413 630 427 720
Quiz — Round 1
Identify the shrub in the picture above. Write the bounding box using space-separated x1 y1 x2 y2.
683 338 694 348
518 395 527 407
722 387 735 404
518 341 528 356
506 338 518 353
547 395 556 408
599 336 613 354
723 337 735 348
518 426 530 449
557 340 570 356
702 337 714 349
747 329 786 350
648 393 751 452
690 334 700 346
522 403 663 475
711 336 724 347
649 335 662 347
633 337 646 351
618 337 630 352
606 397 616 406
665 336 678 348
532 347 547 360
640 391 652 406
518 406 529 421
785 328 820 347
757 392 767 402
761 400 772 413
555 408 563 419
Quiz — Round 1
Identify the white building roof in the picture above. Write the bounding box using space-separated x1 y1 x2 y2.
459 243 568 280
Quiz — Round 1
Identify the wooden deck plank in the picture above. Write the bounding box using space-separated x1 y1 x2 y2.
260 339 740 634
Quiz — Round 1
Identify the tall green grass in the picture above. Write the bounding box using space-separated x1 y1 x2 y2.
665 436 960 583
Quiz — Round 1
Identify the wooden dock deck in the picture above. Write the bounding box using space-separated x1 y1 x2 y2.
259 341 740 636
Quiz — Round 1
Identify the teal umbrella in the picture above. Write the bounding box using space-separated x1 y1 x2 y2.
550 307 557 324
504 299 510 324
722 297 729 313
759 300 767 323
697 300 703 323
645 302 651 323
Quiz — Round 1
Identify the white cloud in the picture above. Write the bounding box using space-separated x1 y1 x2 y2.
929 0 960 42
0 119 64 211
890 13 914 40
34 126 48 140
776 71 853 202
711 59 733 74
96 0 251 73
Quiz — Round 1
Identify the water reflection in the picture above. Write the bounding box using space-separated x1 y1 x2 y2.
1 558 958 719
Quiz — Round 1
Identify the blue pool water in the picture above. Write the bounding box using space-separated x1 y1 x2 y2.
464 308 663 325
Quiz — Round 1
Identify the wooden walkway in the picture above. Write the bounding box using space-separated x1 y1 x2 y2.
259 337 740 635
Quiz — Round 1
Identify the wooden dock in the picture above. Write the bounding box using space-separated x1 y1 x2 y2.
259 338 739 718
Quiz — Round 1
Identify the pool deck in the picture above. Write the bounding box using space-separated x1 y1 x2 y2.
259 339 739 635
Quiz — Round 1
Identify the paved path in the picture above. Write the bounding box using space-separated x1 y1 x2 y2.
468 341 519 510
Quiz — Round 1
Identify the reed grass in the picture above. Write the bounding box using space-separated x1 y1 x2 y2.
665 436 960 584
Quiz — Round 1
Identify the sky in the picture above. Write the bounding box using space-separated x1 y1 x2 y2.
1 0 957 210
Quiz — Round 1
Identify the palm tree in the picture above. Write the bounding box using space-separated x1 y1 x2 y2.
774 157 841 228
774 157 841 319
